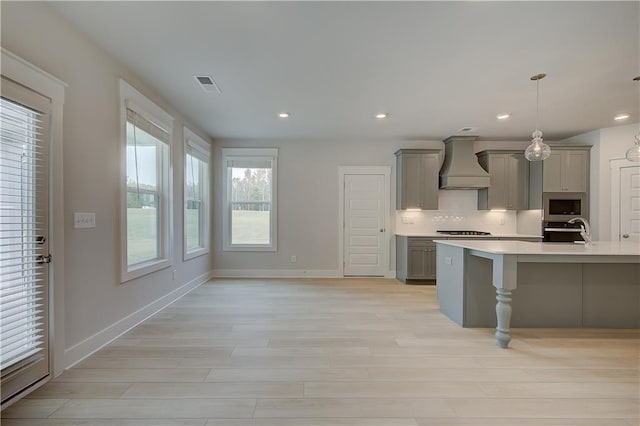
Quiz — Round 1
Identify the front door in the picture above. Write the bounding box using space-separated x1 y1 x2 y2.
619 165 640 242
343 174 386 276
1 77 51 405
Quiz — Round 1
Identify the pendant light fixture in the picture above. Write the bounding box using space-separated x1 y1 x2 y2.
625 76 640 162
525 73 551 161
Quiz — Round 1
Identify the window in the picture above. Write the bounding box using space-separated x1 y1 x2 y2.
120 80 173 282
183 127 210 260
222 148 278 251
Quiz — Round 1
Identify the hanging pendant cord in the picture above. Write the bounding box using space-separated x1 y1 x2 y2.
536 78 540 132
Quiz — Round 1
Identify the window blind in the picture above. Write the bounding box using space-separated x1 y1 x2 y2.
186 138 210 162
126 108 169 143
0 94 49 376
227 158 272 169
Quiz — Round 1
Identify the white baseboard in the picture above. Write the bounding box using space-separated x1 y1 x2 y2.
63 271 211 370
211 269 398 279
211 269 341 279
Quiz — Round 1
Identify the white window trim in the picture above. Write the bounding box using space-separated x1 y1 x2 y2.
183 127 210 261
119 79 173 282
222 148 278 252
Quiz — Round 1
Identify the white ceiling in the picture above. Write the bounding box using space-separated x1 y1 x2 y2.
50 1 639 142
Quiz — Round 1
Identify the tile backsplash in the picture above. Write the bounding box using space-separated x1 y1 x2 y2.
395 190 523 234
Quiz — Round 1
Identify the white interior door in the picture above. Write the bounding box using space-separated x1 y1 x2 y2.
619 165 640 242
343 174 386 276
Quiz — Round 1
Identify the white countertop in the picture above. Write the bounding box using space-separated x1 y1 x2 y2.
395 232 543 239
434 239 640 256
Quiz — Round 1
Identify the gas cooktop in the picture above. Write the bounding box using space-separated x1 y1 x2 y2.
437 230 492 236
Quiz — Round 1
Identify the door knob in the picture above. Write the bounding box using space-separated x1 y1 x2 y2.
380 228 385 232
622 234 630 239
36 254 52 264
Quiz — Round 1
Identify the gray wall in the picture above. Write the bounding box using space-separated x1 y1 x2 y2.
211 139 537 275
212 138 443 274
1 2 212 353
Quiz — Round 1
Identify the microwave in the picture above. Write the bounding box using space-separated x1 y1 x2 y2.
542 192 588 222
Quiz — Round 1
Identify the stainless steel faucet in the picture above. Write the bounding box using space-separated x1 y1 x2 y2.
568 217 592 245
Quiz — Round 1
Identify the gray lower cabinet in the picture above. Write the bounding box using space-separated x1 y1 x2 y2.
408 242 436 280
396 236 437 283
397 235 542 284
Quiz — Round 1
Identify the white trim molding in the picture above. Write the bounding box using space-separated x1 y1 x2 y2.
211 269 341 278
64 271 211 370
610 157 639 242
119 79 174 282
1 48 67 378
183 126 211 261
338 166 392 278
221 147 278 252
210 270 398 279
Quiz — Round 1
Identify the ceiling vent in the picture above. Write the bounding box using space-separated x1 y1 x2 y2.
194 75 221 93
456 126 480 134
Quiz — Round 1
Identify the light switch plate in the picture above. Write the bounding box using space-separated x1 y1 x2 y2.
74 212 96 229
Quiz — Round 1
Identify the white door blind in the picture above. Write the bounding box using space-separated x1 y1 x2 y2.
0 93 49 379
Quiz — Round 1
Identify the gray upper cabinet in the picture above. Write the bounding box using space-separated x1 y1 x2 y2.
476 150 529 210
395 149 440 210
543 147 590 192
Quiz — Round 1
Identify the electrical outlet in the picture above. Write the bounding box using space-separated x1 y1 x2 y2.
290 255 297 263
172 269 176 280
499 216 505 225
74 212 96 229
401 215 414 224
445 257 452 265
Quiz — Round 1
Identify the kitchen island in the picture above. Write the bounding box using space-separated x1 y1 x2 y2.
435 240 640 348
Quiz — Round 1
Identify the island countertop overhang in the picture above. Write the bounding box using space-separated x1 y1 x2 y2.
435 239 640 348
433 239 640 257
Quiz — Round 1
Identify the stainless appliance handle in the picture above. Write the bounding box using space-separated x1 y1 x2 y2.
544 228 582 232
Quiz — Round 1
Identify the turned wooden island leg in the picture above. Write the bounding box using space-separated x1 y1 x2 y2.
491 254 517 348
495 288 513 348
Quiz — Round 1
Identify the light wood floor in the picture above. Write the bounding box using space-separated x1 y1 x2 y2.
2 278 639 425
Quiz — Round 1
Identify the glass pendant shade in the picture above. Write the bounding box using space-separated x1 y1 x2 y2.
525 129 551 161
626 133 640 162
526 73 550 162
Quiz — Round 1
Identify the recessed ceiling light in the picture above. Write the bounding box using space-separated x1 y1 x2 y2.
614 113 630 121
376 113 388 119
496 113 510 120
278 112 290 119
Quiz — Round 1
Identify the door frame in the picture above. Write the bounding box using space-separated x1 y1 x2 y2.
2 49 67 384
610 158 639 241
338 166 391 277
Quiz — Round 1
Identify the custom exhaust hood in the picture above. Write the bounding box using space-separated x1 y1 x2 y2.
439 136 491 189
